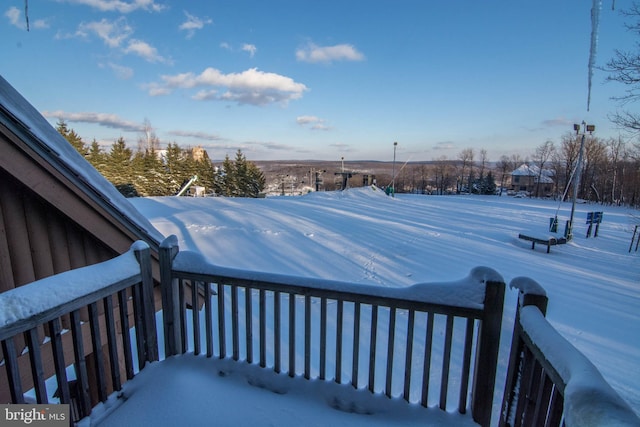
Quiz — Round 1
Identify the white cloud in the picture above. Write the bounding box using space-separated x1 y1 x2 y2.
433 141 455 150
60 0 165 13
242 43 257 58
168 130 223 141
43 110 144 132
107 62 134 79
124 38 171 63
149 67 308 106
70 17 170 63
5 6 24 29
32 19 50 29
179 11 212 39
297 115 330 131
220 42 231 50
77 17 133 48
296 43 365 64
296 116 321 125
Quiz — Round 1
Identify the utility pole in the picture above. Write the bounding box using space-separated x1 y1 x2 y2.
392 141 398 197
568 122 595 241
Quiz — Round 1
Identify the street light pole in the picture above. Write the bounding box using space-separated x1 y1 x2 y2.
568 122 594 241
392 141 398 197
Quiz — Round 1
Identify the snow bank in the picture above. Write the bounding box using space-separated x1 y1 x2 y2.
0 242 147 328
520 306 639 426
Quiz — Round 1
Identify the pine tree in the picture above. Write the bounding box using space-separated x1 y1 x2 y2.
106 137 136 197
215 150 266 198
56 119 86 155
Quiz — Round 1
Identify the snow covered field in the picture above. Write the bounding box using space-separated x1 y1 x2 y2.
130 188 640 418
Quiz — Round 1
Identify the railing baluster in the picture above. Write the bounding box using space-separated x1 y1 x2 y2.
352 302 361 389
49 318 71 404
1 337 24 403
533 372 554 427
304 295 311 380
70 310 91 417
231 285 239 361
259 289 266 367
421 311 434 407
514 346 536 426
217 283 226 359
440 314 454 410
524 362 544 427
117 289 134 380
103 295 121 391
246 287 253 364
25 327 47 403
178 279 186 354
368 305 378 394
131 281 146 368
546 385 564 427
385 306 396 398
459 317 475 413
88 303 107 402
274 291 281 374
403 309 415 402
319 297 327 380
288 292 296 377
335 299 343 384
192 281 201 356
205 283 213 358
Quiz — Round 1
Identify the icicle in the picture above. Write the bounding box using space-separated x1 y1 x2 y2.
24 0 29 31
587 0 602 111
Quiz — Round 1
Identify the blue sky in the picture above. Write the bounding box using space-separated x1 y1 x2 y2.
1 0 635 162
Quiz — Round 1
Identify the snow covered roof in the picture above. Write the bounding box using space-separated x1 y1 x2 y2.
0 75 163 249
511 164 554 183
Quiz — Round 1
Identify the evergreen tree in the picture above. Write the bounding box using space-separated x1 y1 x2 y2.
132 148 170 196
216 150 266 198
56 119 86 155
217 154 237 197
106 137 136 197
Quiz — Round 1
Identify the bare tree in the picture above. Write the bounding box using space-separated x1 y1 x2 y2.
532 140 555 197
138 118 160 152
605 3 640 134
457 148 475 193
497 155 514 194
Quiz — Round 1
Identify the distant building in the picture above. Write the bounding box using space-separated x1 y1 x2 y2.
510 164 554 196
192 145 207 162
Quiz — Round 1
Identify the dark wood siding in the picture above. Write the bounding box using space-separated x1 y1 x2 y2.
0 169 116 293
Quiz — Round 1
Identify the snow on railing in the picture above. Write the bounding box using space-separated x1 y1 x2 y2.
0 241 158 422
160 235 505 427
500 277 640 427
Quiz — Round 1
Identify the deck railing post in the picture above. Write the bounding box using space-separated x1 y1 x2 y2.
499 277 548 427
160 236 181 357
133 242 159 363
471 278 505 427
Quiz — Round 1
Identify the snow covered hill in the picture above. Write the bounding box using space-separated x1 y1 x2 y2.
130 187 640 416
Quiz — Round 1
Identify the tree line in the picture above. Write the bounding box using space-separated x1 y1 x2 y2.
382 134 640 208
56 120 266 198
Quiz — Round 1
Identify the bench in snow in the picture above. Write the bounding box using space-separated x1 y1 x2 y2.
518 233 567 253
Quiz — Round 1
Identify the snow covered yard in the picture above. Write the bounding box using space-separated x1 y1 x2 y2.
130 188 640 419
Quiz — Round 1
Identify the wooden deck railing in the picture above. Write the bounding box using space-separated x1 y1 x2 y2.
500 277 640 427
160 235 505 427
0 242 157 422
3 237 638 427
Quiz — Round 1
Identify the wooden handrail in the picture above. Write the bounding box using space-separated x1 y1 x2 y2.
0 241 157 422
159 235 505 427
500 277 640 427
